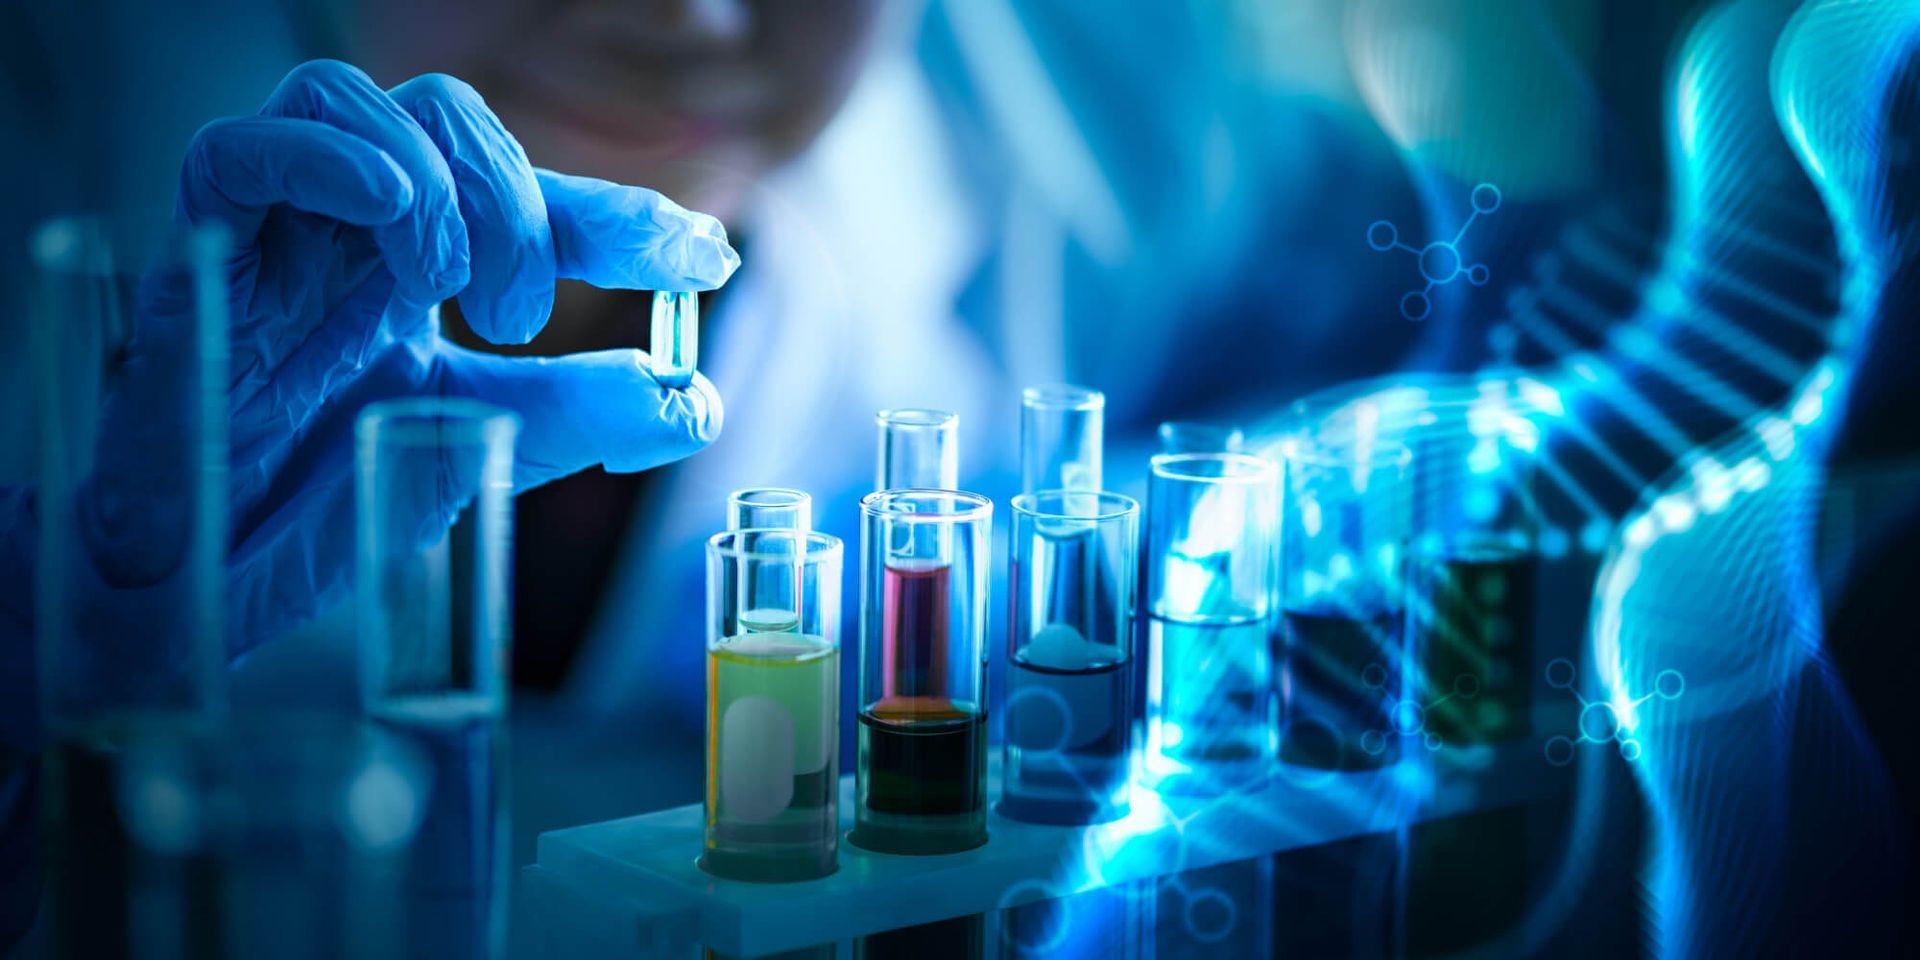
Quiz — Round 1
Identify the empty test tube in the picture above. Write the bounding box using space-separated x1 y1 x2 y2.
875 408 958 491
1021 384 1104 494
650 290 698 388
727 487 813 532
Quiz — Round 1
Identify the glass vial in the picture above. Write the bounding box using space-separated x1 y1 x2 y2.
703 529 843 882
1020 384 1104 494
1001 490 1139 825
851 489 993 854
875 408 958 491
650 290 699 388
357 397 518 959
727 487 814 532
1144 453 1279 790
1277 432 1413 771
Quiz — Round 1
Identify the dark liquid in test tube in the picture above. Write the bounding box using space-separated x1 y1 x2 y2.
1279 605 1404 770
1417 543 1537 745
857 701 987 852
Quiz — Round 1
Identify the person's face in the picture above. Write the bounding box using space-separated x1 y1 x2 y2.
348 0 883 219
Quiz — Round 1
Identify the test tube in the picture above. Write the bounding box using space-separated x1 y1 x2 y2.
727 487 813 532
650 290 699 388
1277 432 1413 771
357 397 518 959
1144 453 1278 790
875 408 958 490
1403 385 1542 748
851 489 993 854
1021 384 1104 494
1001 490 1138 825
1157 420 1246 455
31 216 230 958
703 529 843 882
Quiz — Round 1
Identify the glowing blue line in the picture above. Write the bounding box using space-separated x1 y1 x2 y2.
1563 224 1659 291
1685 259 1830 334
1670 305 1804 384
1697 221 1838 278
1530 444 1611 522
1451 209 1480 247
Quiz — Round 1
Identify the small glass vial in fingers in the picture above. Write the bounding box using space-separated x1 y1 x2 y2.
650 290 699 388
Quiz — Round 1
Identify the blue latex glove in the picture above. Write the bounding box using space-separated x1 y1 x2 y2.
0 60 740 746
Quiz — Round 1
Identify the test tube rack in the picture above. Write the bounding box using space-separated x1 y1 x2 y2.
521 741 1554 957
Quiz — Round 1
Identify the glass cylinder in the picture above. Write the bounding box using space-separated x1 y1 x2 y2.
1144 453 1278 789
1002 491 1138 825
851 489 992 854
726 487 813 532
356 397 517 959
1403 383 1543 748
1277 431 1413 771
1157 420 1246 455
31 215 231 958
703 530 843 882
1020 384 1104 494
649 290 698 388
875 408 958 491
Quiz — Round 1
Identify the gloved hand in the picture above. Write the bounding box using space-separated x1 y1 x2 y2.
5 59 741 688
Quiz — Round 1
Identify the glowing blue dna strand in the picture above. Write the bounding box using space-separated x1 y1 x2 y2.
1367 183 1502 321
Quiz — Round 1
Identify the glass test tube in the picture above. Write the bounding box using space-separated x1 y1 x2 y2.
875 408 958 490
1401 384 1543 748
356 398 517 959
32 216 230 958
851 489 993 854
1277 434 1413 771
651 290 699 388
1021 384 1104 494
1158 420 1246 455
703 530 843 882
1144 453 1278 789
727 487 813 532
1001 491 1138 825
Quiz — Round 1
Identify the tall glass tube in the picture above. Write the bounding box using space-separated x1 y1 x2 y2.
1157 420 1245 455
851 489 992 854
1144 453 1278 790
703 530 843 881
356 398 518 959
1002 491 1138 825
1277 433 1413 771
1404 385 1541 748
875 408 958 491
31 215 230 958
727 487 813 532
1020 385 1103 494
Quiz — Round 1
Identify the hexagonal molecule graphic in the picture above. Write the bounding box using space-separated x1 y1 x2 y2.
1541 658 1685 764
1367 183 1502 321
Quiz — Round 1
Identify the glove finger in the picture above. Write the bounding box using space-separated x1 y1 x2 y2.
535 168 740 291
434 343 723 490
177 116 414 240
388 74 556 346
263 59 471 309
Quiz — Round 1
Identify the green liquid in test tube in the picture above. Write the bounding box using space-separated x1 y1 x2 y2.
651 290 698 388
